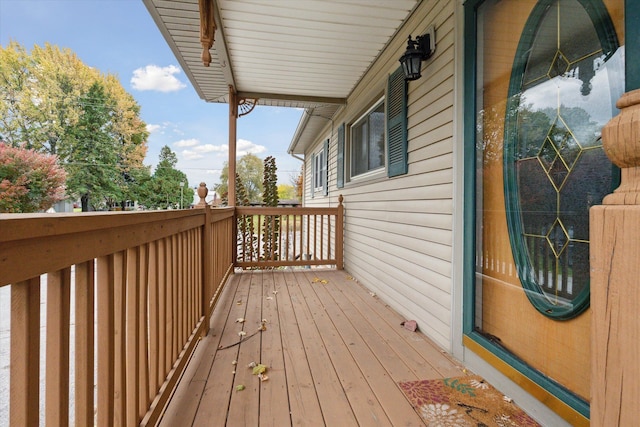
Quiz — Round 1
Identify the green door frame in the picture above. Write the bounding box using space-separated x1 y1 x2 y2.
462 0 639 419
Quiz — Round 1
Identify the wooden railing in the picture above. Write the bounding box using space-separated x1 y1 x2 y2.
235 195 344 269
0 206 234 427
0 195 344 426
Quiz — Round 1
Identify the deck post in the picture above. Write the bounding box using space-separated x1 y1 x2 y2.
336 195 344 270
202 203 212 334
591 8 640 422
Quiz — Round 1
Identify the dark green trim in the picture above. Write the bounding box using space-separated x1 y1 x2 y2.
503 0 618 320
627 0 640 91
462 0 480 336
462 0 597 419
386 67 408 177
337 123 345 189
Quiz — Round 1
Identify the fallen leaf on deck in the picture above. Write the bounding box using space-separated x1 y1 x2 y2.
369 292 376 297
236 318 245 323
272 290 278 295
313 277 329 284
258 374 269 382
266 296 273 300
236 385 245 391
346 275 354 280
238 331 246 337
252 364 267 375
236 300 242 305
232 360 237 365
248 361 256 368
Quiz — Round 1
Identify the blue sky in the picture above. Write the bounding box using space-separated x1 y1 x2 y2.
0 0 305 191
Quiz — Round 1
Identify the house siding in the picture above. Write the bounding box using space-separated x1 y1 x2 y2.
303 0 456 351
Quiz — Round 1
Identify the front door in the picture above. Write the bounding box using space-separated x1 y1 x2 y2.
469 0 624 415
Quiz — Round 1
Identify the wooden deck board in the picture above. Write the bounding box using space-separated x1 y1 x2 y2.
159 269 463 427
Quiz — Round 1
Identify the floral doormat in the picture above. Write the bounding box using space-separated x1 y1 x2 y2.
399 375 541 426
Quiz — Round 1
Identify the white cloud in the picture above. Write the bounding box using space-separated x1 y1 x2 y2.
182 150 204 160
174 138 199 148
146 123 161 133
237 139 267 156
194 144 226 153
131 65 186 92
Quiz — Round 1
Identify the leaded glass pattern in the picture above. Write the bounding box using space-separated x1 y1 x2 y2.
505 0 622 318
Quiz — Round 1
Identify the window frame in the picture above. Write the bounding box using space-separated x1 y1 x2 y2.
311 139 328 197
348 97 386 180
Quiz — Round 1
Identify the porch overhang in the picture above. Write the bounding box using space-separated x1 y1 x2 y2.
143 0 420 149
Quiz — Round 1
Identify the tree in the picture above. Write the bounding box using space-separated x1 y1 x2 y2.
144 146 194 209
277 184 296 200
0 143 66 213
293 167 303 200
0 42 96 153
0 42 149 207
214 153 264 204
65 82 121 211
262 156 279 260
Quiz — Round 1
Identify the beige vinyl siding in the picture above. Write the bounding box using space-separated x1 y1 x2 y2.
302 0 455 350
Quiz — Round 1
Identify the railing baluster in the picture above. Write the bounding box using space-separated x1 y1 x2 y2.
126 248 140 426
148 241 159 402
138 244 150 421
10 277 41 427
320 215 325 260
75 260 95 427
114 251 127 426
46 267 71 427
97 255 115 427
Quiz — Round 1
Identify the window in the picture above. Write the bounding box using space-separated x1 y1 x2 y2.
311 139 328 197
350 100 385 177
336 67 407 184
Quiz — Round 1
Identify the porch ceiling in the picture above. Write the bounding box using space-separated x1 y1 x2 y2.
143 0 419 109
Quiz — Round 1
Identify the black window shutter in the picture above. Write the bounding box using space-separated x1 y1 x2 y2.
386 67 408 177
323 139 329 196
337 123 345 188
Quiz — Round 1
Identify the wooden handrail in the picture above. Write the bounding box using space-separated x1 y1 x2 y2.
234 195 344 269
1 205 234 427
0 192 344 426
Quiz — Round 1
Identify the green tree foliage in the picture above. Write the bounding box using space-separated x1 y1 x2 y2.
0 42 149 209
236 172 258 260
65 82 121 211
0 143 66 212
277 184 296 200
262 156 279 260
142 145 194 209
215 153 264 204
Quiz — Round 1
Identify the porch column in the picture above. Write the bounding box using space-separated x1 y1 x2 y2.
591 4 640 425
228 85 237 207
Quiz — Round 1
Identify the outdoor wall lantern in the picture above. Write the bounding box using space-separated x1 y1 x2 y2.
399 26 436 81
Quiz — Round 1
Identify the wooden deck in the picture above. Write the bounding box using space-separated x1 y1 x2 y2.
159 269 463 426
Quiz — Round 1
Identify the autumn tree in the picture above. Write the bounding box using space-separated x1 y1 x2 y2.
277 184 296 200
0 42 148 207
0 143 66 213
214 153 264 204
